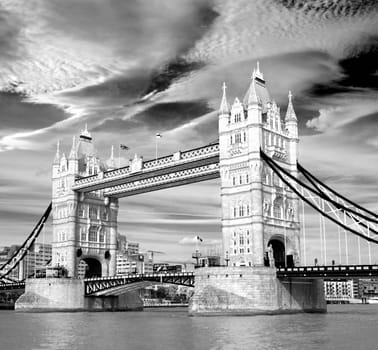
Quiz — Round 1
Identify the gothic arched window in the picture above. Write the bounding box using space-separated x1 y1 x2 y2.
88 226 97 242
273 197 283 219
99 228 105 243
89 207 98 220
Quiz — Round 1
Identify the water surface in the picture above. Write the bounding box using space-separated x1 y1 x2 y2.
0 305 377 350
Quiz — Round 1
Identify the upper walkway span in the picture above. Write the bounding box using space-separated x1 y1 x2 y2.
72 143 219 197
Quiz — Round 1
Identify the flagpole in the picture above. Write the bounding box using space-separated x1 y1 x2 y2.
118 143 121 168
155 133 161 160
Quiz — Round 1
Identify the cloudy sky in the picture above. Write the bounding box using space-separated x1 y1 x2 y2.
0 0 377 265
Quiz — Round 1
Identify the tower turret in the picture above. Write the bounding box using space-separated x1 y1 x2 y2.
247 70 262 124
219 82 230 132
107 145 116 170
285 91 298 139
68 136 78 174
52 141 61 179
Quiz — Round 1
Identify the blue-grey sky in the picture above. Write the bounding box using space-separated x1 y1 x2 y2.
0 0 377 264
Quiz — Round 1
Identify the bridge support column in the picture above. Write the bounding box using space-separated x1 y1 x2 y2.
189 267 326 316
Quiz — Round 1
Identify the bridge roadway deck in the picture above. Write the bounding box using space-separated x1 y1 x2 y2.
72 143 220 197
3 265 378 293
277 264 378 279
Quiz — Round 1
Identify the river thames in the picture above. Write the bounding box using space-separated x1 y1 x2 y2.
0 305 377 350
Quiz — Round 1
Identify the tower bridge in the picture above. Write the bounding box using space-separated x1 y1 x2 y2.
2 63 378 315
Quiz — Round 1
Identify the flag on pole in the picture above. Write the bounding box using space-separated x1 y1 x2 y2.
156 133 162 138
120 144 129 150
196 236 203 242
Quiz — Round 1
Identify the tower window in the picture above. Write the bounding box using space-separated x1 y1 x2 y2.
88 226 97 242
89 207 98 220
99 229 105 243
78 205 85 218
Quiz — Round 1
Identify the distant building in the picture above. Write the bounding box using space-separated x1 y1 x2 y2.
358 279 378 299
198 255 221 267
324 280 355 302
116 252 153 275
116 233 139 255
0 245 21 280
0 243 52 280
24 243 52 278
126 242 139 255
153 264 182 273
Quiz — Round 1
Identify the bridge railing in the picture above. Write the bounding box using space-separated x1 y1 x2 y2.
84 272 194 282
277 264 378 278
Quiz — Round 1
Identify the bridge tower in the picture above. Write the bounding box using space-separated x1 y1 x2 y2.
51 126 118 278
219 63 300 268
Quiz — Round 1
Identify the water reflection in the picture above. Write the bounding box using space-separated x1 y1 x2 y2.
1 306 378 350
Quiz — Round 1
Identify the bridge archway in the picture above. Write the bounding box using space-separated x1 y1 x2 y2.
82 257 102 278
268 238 285 268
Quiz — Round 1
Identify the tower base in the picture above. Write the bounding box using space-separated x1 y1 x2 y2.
189 267 326 316
15 278 143 312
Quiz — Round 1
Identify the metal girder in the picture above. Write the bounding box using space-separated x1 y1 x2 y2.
84 272 195 296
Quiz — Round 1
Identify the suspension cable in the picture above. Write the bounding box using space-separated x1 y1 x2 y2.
298 162 378 219
337 225 342 264
368 223 372 265
319 211 324 265
0 203 52 278
267 153 378 228
344 210 349 265
261 151 378 239
301 196 307 265
299 165 378 234
261 152 378 244
321 199 327 265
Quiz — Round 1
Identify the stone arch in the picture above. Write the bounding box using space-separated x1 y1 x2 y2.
267 236 285 268
81 257 102 278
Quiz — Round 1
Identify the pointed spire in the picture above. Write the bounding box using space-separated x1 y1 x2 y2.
53 140 60 164
285 90 297 121
69 136 77 159
219 82 229 115
111 145 114 160
80 123 92 140
247 70 260 106
255 61 264 80
107 145 116 169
